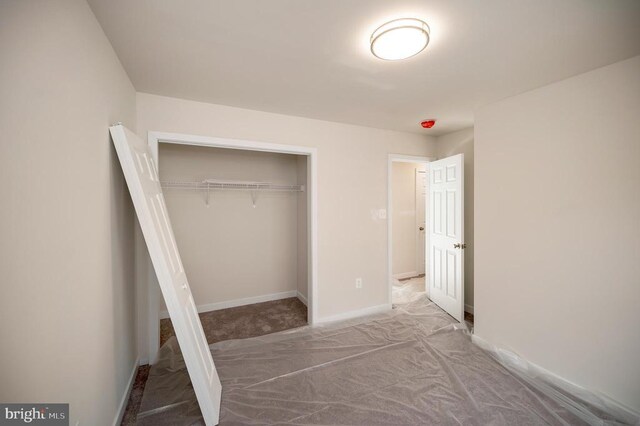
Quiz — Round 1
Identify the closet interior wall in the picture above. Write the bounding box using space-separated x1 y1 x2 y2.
158 143 308 313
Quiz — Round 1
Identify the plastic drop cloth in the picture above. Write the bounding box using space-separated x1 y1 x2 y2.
136 295 638 425
391 277 426 304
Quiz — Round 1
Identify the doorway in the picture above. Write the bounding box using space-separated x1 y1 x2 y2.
387 155 432 306
388 153 468 324
156 144 309 346
146 131 318 364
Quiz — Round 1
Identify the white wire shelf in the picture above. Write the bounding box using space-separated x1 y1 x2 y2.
161 179 304 192
161 179 305 207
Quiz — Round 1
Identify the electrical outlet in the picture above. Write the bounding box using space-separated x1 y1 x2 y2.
355 278 363 289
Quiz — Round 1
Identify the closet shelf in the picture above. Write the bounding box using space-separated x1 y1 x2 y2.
161 179 305 192
161 179 304 208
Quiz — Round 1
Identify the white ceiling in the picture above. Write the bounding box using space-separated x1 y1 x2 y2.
88 0 640 136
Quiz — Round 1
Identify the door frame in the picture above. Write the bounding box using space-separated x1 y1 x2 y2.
145 131 318 363
387 154 434 306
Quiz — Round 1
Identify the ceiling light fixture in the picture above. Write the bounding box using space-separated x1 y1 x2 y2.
370 18 430 61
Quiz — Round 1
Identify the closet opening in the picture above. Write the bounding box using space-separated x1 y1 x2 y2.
145 132 317 363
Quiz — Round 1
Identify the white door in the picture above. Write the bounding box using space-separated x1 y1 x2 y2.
429 154 464 322
110 125 222 425
415 170 427 275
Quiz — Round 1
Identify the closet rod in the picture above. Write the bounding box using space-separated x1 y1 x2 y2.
161 180 305 192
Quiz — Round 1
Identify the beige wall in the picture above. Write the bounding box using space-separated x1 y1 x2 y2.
391 162 426 276
158 144 303 310
436 127 474 311
136 92 437 325
475 56 640 410
0 1 137 425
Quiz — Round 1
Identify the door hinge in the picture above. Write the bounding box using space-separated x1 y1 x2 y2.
454 243 467 249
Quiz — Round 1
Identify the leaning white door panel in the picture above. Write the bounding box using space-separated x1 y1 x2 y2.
110 125 221 425
429 154 464 322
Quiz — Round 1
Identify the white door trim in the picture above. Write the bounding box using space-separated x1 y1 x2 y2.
387 154 433 306
146 131 318 364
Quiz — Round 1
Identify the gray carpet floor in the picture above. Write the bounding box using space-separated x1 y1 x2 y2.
160 297 307 346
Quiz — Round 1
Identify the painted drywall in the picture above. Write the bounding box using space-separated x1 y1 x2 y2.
391 162 427 276
158 144 303 309
296 156 309 303
475 56 640 411
135 92 437 328
0 1 137 425
436 127 474 312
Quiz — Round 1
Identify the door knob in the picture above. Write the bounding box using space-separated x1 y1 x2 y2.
419 226 425 231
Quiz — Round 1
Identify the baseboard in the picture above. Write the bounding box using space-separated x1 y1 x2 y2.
113 357 139 426
393 271 419 280
471 335 640 421
159 290 298 319
464 304 474 314
297 291 308 306
317 303 392 324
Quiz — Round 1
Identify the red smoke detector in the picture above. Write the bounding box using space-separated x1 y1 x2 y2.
421 119 436 129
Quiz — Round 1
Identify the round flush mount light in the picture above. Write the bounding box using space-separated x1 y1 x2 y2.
370 18 430 60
